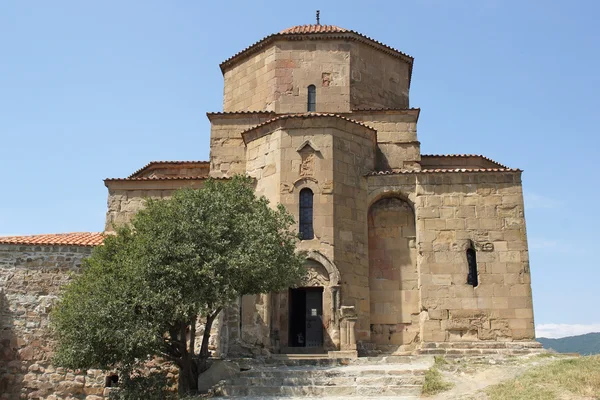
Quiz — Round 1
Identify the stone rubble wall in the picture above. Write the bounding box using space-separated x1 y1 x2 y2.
0 244 108 400
0 243 219 399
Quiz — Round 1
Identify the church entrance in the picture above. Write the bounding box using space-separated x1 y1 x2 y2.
288 287 324 349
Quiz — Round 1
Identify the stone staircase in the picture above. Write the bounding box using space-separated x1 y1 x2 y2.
418 341 545 357
213 355 434 399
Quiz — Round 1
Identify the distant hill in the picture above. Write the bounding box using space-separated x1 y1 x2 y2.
538 332 600 355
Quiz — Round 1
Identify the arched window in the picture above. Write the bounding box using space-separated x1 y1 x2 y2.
307 85 316 112
299 188 314 240
466 241 478 287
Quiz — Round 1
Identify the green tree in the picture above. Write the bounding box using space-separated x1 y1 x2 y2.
51 176 306 394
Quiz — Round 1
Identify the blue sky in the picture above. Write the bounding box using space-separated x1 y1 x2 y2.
1 1 598 338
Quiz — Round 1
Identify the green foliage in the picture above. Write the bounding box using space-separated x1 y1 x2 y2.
537 332 600 355
422 367 453 396
108 369 176 400
433 355 448 366
51 175 306 392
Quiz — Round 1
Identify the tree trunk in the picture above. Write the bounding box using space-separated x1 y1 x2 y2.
178 353 199 395
198 308 222 373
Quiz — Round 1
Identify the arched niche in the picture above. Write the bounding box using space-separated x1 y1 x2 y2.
305 250 341 285
367 188 416 211
368 196 419 347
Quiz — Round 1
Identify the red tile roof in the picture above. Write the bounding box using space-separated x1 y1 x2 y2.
352 107 421 112
280 25 347 34
0 232 105 247
220 25 414 82
105 176 210 182
240 113 376 143
206 110 276 116
368 168 522 176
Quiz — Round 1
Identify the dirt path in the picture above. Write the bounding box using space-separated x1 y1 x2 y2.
428 355 566 400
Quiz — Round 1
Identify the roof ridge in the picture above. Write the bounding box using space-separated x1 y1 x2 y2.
367 168 522 176
220 30 413 75
239 113 376 142
420 154 510 169
351 107 421 111
207 110 276 116
127 160 209 178
106 175 214 182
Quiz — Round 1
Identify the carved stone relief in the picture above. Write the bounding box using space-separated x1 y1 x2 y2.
304 259 330 287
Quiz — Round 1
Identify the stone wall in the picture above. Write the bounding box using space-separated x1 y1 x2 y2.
350 110 420 170
208 113 275 178
235 116 376 352
222 46 277 112
331 127 376 343
415 171 534 343
350 42 411 110
0 244 108 400
104 180 206 232
368 197 420 351
367 171 535 346
223 40 351 114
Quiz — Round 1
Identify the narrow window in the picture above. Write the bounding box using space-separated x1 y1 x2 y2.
466 241 478 287
307 85 316 112
299 188 314 240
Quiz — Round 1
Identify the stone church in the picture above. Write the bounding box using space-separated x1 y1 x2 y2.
0 22 539 398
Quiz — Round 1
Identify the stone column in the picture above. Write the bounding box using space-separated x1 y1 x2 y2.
339 306 358 351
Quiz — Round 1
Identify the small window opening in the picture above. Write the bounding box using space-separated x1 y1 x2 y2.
307 85 316 112
299 188 314 240
466 241 478 287
105 374 119 387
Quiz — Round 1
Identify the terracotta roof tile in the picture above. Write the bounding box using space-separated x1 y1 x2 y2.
105 176 211 182
368 168 522 176
421 154 510 169
240 113 376 143
280 25 348 34
352 107 421 112
0 232 105 247
206 111 276 116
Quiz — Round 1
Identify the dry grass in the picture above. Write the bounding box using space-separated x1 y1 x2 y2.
486 355 600 400
422 365 454 396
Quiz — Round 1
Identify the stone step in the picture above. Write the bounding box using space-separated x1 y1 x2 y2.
230 375 424 387
420 341 543 350
239 367 427 378
220 384 422 397
419 348 547 356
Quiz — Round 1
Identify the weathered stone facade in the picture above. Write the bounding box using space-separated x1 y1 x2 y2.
0 244 108 399
0 22 538 399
